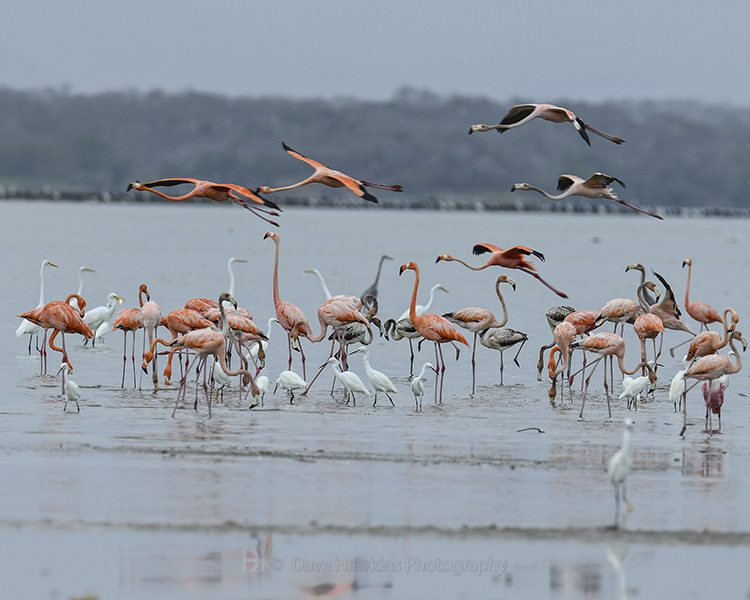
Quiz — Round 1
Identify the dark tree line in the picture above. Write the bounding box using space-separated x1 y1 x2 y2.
0 85 748 208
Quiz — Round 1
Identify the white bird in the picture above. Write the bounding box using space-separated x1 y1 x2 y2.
16 259 58 353
95 321 110 345
669 369 686 412
607 419 634 526
211 355 234 402
305 268 333 300
58 362 82 412
411 361 437 410
398 283 448 321
246 317 277 369
618 362 657 411
274 370 307 403
322 356 370 405
256 375 269 404
69 266 95 311
83 292 124 346
351 347 397 407
227 257 247 297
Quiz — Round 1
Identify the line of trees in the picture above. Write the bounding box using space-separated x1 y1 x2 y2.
0 85 748 208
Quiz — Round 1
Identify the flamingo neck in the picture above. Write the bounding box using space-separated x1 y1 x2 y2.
684 262 692 308
271 239 282 307
496 282 510 327
408 267 421 323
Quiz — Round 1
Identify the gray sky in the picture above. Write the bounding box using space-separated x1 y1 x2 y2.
2 0 749 105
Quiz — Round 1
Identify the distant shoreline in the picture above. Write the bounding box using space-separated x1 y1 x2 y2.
0 188 745 218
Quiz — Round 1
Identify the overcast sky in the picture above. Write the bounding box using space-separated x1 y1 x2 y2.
2 0 748 105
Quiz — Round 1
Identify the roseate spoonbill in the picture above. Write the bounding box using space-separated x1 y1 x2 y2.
469 103 625 145
397 283 449 322
537 305 576 381
479 326 528 385
682 259 722 331
608 419 634 527
361 254 394 302
679 330 746 436
321 357 370 406
264 232 313 378
57 362 82 413
16 259 58 354
686 308 739 361
257 142 403 204
127 178 281 226
69 266 95 311
437 243 568 298
139 284 161 390
352 346 397 407
411 362 437 410
512 174 663 220
274 370 307 403
83 292 124 347
443 275 516 394
399 262 469 403
112 307 143 388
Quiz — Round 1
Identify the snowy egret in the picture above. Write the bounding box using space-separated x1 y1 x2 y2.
608 418 634 526
351 347 397 407
58 362 82 412
411 362 437 410
274 370 307 403
321 357 370 406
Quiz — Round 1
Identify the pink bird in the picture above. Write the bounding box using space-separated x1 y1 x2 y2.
138 284 161 390
682 259 722 331
548 320 578 400
702 377 729 433
436 243 568 298
686 308 740 362
400 261 469 404
111 307 143 388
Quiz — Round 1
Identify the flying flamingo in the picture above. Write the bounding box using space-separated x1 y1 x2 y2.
19 294 93 380
139 284 161 390
442 275 516 394
399 261 469 403
111 307 143 388
127 178 281 226
569 332 653 418
361 254 394 302
16 259 58 354
436 243 568 298
536 305 576 381
682 259 722 331
686 308 740 362
264 231 313 378
468 103 625 145
256 142 403 203
679 330 746 436
511 174 663 220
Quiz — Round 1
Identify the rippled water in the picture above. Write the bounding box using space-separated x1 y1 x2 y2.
2 200 750 599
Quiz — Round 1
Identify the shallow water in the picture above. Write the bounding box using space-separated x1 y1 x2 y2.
3 201 750 598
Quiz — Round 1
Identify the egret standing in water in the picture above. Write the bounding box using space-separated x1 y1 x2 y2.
58 362 82 412
16 260 58 354
351 346 397 407
608 419 634 527
411 362 437 410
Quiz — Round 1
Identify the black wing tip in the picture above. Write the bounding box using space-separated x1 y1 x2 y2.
472 244 490 256
281 142 294 152
361 190 379 203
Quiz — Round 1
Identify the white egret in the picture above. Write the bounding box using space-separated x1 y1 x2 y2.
83 293 124 347
227 257 247 297
397 283 448 322
16 259 58 353
305 269 333 300
411 362 437 410
69 266 95 311
669 369 686 412
618 362 657 411
321 357 370 406
256 375 269 404
274 370 307 403
608 419 634 526
58 362 82 412
351 347 397 407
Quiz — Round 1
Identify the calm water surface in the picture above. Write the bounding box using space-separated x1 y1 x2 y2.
2 201 750 599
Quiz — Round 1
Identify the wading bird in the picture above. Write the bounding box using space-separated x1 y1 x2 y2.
127 178 281 226
16 259 58 354
351 346 397 407
83 292 124 347
274 370 307 403
139 284 161 390
400 261 469 403
469 103 625 145
397 283 449 322
58 362 82 412
111 307 143 388
512 174 663 220
703 374 730 433
608 419 634 527
686 308 740 362
321 357 370 405
537 305 576 381
361 254 394 302
69 266 95 311
257 143 402 203
437 243 568 298
625 263 659 306
383 317 422 377
411 362 437 410
619 363 658 411
479 326 528 385
227 257 247 297
682 259 722 331
548 320 578 400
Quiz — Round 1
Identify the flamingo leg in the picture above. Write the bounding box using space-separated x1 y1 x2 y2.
408 338 415 378
437 343 446 403
578 355 604 418
470 332 478 395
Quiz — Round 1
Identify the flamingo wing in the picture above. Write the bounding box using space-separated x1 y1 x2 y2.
137 178 200 189
473 243 504 255
499 104 537 126
324 171 378 203
281 142 329 171
474 243 544 262
586 173 625 189
556 175 579 193
652 270 682 318
222 183 281 209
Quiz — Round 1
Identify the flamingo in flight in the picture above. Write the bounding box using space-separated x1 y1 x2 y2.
468 103 625 145
256 143 403 203
436 243 568 298
127 178 281 226
399 261 469 403
512 173 663 220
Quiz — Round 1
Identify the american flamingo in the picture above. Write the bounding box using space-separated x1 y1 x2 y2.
436 243 568 298
351 346 397 407
83 292 124 347
442 275 516 394
19 294 93 378
548 320 578 400
625 263 659 306
411 362 437 410
361 254 394 302
478 326 528 385
608 419 634 527
112 307 143 388
511 174 663 220
127 178 281 226
633 281 665 371
16 259 58 354
320 357 370 406
561 309 603 389
703 375 730 433
569 332 652 418
328 295 381 359
69 266 95 311
139 284 161 390
57 362 82 412
184 297 219 317
595 297 640 335
383 317 422 377
469 103 625 145
264 231 313 378
649 270 694 345
686 308 740 362
274 370 307 403
257 142 403 204
679 330 746 436
399 261 469 403
682 259 722 331
536 305 576 380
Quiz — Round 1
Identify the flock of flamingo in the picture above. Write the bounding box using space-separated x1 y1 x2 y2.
15 102 744 505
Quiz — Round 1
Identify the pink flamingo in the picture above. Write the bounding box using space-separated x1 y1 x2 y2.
682 259 722 331
138 284 161 390
686 308 740 362
436 243 568 298
400 262 469 403
548 320 578 400
111 307 143 388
